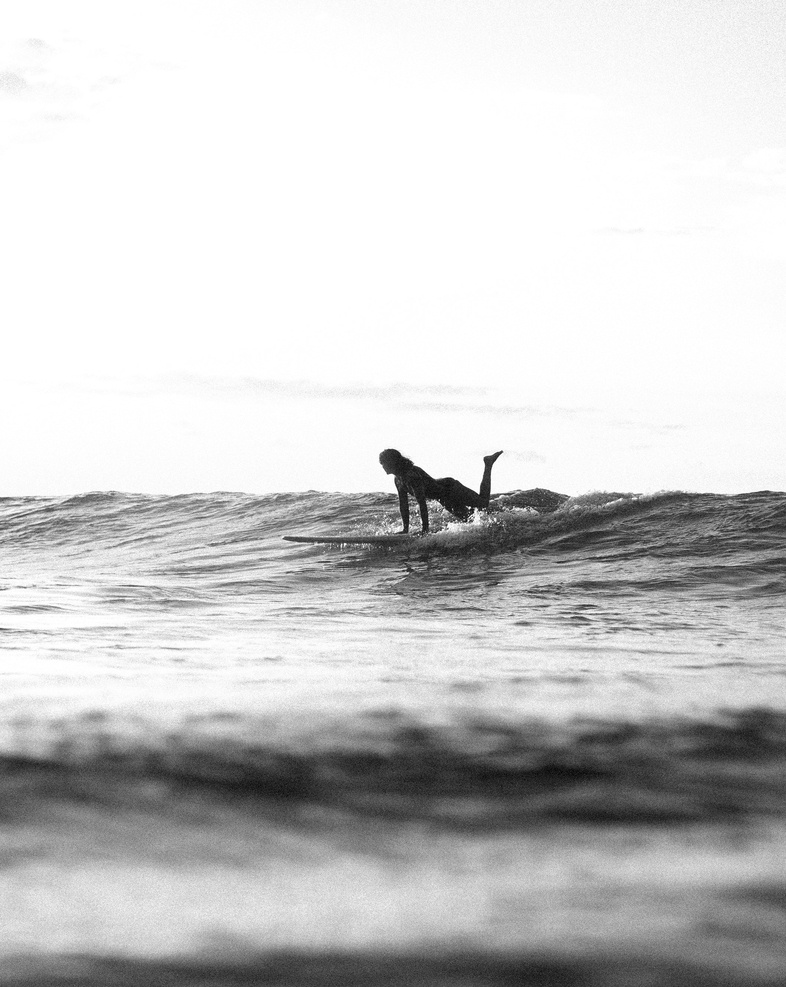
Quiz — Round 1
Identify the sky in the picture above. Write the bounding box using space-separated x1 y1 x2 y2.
1 0 784 496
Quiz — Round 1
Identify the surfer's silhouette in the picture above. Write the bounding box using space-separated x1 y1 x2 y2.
379 449 503 535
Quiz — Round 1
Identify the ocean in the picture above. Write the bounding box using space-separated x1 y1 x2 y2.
0 488 784 986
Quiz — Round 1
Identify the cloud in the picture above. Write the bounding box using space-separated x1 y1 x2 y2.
597 225 717 237
164 375 486 404
501 449 548 464
402 400 587 419
592 146 786 249
23 374 590 422
34 373 484 403
0 34 153 150
0 70 27 95
739 147 786 183
612 419 687 433
161 376 591 420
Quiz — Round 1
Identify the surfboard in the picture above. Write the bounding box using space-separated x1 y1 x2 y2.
283 534 415 546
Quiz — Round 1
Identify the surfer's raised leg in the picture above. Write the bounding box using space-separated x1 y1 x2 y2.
479 451 503 509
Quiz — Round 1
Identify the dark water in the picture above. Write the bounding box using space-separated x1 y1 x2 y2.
0 489 784 985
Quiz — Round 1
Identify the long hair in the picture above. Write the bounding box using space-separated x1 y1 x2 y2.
379 448 414 473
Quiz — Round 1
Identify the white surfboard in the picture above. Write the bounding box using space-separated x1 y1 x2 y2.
283 534 416 546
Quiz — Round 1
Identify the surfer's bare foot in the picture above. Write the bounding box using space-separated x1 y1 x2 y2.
484 450 503 466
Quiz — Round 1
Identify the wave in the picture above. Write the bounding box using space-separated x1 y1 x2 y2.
2 706 783 829
287 490 786 601
1 489 784 602
2 488 784 548
6 949 785 987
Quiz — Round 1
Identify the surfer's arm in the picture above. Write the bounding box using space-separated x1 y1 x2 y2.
416 494 429 534
406 471 430 534
395 478 410 533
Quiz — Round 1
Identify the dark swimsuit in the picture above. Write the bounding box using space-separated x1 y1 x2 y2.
397 465 481 522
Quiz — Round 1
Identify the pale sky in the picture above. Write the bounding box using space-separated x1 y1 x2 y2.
1 0 784 495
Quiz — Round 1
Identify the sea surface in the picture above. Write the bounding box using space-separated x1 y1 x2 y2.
0 488 784 986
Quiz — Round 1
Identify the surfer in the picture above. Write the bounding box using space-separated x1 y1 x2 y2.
379 449 503 535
